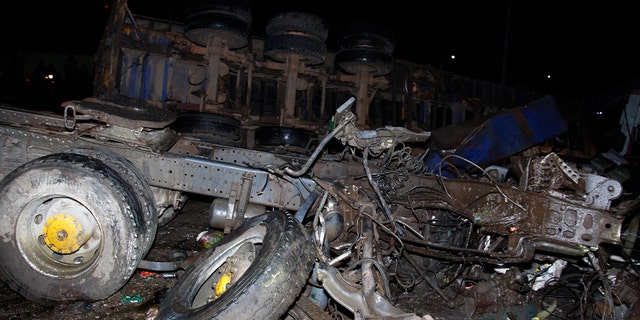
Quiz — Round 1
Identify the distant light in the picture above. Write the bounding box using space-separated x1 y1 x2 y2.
439 54 456 69
596 111 603 115
45 74 54 80
547 74 551 79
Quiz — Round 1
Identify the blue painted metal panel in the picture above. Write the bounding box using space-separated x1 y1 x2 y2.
118 48 204 104
424 95 567 177
141 54 152 100
120 48 143 99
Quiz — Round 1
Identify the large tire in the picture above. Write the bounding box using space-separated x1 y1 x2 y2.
66 147 158 252
264 33 327 66
254 125 318 151
336 22 395 55
264 12 328 66
186 0 252 23
265 12 328 42
185 0 253 49
335 22 395 76
158 211 315 320
170 111 243 145
0 153 153 303
335 48 395 76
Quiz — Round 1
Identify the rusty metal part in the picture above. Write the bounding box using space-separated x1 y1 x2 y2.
380 174 624 251
461 266 530 317
402 251 455 308
219 171 255 233
514 153 623 210
62 97 176 129
532 152 582 190
76 124 179 151
612 268 640 312
330 97 431 155
289 294 335 320
208 197 266 231
400 233 535 265
582 173 623 209
316 262 424 320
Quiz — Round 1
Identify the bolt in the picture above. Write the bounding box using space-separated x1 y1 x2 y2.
57 230 68 240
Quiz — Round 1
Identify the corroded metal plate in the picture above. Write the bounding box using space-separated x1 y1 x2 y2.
61 97 176 129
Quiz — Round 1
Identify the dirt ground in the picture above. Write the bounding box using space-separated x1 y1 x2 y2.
0 196 627 320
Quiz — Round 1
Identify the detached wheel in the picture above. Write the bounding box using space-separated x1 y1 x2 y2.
158 211 314 320
0 153 153 303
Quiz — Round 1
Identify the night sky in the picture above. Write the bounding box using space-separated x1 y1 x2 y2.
3 0 638 98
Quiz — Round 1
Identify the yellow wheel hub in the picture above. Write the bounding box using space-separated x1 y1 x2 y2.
42 213 90 254
215 272 233 298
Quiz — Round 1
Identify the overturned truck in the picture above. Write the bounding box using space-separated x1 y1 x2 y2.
0 94 637 319
1 0 639 319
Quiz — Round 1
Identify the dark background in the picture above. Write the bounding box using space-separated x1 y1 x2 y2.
0 0 637 179
3 0 638 98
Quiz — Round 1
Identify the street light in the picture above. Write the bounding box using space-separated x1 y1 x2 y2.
440 54 456 70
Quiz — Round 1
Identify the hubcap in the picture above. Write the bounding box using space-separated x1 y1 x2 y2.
42 213 91 254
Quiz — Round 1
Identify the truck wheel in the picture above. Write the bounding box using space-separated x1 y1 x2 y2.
185 0 252 49
265 11 329 42
264 33 327 66
158 211 314 320
335 22 395 76
0 153 152 303
335 48 395 76
264 12 328 66
254 125 318 152
171 111 243 145
66 147 158 253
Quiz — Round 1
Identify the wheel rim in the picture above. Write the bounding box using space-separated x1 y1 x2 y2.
191 224 266 308
17 196 101 277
